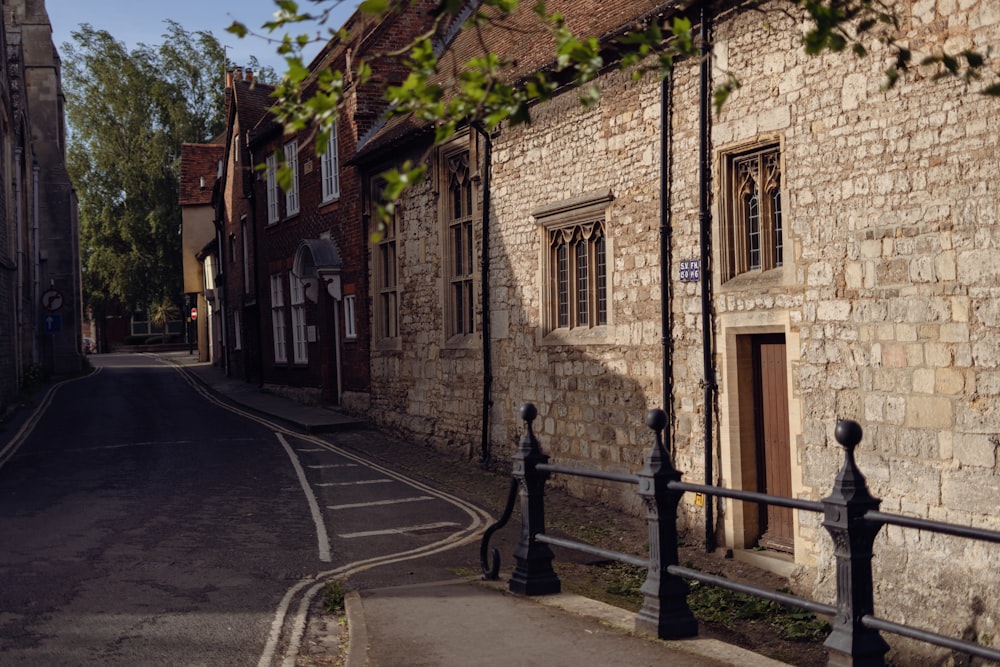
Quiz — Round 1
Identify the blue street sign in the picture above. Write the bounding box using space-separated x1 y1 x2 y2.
44 314 62 333
679 260 701 282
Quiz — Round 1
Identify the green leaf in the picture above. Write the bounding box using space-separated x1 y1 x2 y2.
359 0 389 13
226 21 249 38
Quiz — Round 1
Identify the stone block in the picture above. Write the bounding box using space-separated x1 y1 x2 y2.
940 323 970 343
953 433 996 468
935 367 966 394
972 336 1000 369
817 300 851 321
943 467 1000 514
912 368 935 393
905 395 953 429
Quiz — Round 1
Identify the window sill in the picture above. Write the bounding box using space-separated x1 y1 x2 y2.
375 337 402 352
539 325 613 346
443 332 480 350
719 265 787 291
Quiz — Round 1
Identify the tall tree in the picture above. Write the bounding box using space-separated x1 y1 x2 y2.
63 22 228 316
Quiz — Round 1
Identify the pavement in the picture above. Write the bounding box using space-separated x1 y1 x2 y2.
152 351 790 667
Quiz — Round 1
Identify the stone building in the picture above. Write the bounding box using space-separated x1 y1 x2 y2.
0 0 81 412
354 0 1000 660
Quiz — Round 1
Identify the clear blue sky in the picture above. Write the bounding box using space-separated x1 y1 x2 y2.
45 0 361 74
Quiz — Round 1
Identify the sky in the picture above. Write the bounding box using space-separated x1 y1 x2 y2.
45 0 362 74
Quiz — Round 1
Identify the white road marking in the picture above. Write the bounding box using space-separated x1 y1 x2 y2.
327 496 433 510
315 479 392 487
307 463 358 469
295 448 327 453
155 357 494 667
0 368 102 471
276 433 331 563
338 522 461 539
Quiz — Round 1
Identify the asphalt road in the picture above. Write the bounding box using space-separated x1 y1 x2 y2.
0 354 490 666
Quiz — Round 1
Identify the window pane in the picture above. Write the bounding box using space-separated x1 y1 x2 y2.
464 222 473 279
747 189 760 271
576 239 589 327
596 235 607 326
557 242 569 328
454 226 463 276
344 295 356 339
773 189 783 267
284 141 300 216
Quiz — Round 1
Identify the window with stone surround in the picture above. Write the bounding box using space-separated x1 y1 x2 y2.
535 189 613 341
373 182 399 344
320 126 340 203
343 294 357 340
721 144 783 282
270 273 287 363
444 149 476 339
290 274 308 364
265 153 279 225
284 140 300 217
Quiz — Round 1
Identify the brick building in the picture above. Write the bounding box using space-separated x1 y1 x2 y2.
234 2 439 408
214 69 274 381
352 0 1000 660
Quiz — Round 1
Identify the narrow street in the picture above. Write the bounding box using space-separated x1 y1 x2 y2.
0 354 490 666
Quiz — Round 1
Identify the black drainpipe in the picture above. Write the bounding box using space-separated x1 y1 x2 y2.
699 1 718 553
660 71 675 451
473 123 493 466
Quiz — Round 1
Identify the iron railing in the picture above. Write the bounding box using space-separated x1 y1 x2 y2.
480 403 1000 665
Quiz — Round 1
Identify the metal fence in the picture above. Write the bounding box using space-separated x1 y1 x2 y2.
480 403 1000 665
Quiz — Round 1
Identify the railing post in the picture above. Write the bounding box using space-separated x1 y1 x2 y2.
822 419 889 667
508 403 561 595
635 409 698 639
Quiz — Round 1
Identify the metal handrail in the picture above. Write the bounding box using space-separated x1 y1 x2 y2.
480 404 1000 665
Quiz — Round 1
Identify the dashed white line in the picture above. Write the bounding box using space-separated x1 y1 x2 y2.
338 522 461 539
307 463 358 469
327 496 434 510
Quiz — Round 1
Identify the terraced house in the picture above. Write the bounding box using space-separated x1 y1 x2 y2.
348 0 1000 661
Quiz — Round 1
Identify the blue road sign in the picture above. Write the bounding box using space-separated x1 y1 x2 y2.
44 314 62 333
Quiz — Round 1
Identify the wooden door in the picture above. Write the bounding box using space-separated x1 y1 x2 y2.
754 335 793 553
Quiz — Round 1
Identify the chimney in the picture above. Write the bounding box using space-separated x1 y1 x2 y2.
245 69 253 83
235 67 243 82
226 70 234 88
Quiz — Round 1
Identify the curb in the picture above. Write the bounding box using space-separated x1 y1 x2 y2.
344 591 367 667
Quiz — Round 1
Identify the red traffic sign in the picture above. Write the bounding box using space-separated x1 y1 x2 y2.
41 288 64 312
190 307 198 321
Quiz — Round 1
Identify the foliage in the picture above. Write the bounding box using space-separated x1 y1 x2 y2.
687 581 830 642
148 297 180 333
232 0 999 134
62 22 229 316
226 0 999 223
20 364 50 393
321 580 347 613
580 560 829 643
